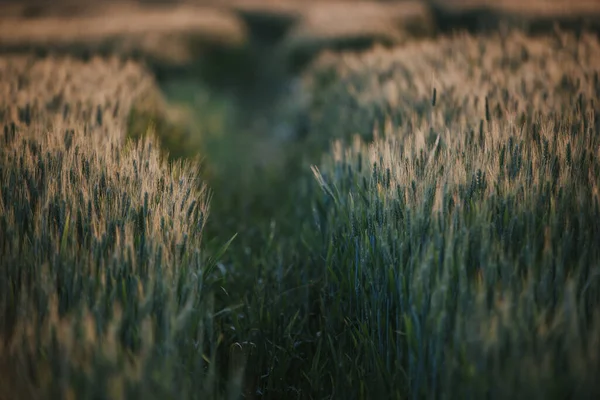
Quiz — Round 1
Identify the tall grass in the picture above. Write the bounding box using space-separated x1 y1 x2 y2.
0 55 244 399
305 30 600 398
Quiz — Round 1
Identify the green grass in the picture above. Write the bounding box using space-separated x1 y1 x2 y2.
2 28 600 400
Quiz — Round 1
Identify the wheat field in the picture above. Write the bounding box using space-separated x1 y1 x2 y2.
1 1 600 399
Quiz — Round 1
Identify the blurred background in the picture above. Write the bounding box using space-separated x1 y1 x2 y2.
1 0 597 180
1 0 598 199
2 0 597 195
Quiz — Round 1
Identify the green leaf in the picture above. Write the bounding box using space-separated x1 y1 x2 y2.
204 233 238 279
60 210 71 254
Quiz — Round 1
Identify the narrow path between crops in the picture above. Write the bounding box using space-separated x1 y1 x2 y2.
157 32 315 278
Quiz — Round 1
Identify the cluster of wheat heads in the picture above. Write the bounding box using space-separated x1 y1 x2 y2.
306 30 600 398
0 55 243 399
